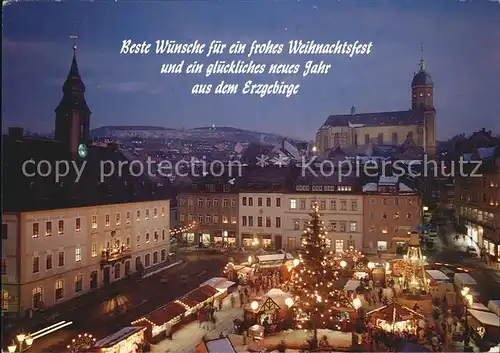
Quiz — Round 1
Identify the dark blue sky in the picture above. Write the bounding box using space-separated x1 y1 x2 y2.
3 0 500 140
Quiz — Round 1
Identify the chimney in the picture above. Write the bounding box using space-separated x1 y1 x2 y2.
8 127 24 139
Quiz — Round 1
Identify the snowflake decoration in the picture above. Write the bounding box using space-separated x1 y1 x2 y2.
271 153 290 167
256 154 270 168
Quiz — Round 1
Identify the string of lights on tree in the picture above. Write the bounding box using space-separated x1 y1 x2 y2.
289 202 355 345
65 333 96 353
169 221 197 236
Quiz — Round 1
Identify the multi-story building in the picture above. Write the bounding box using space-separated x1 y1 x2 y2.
362 176 421 255
177 176 239 246
238 168 291 250
284 173 363 252
2 47 172 317
455 145 500 265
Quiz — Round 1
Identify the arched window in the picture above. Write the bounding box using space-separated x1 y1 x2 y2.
145 253 151 267
32 286 43 309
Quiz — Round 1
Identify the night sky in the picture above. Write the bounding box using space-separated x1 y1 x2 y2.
3 0 500 140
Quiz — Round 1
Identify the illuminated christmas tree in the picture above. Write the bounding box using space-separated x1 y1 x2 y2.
290 202 353 348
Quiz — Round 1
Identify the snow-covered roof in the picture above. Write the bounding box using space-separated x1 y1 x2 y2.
362 183 378 192
348 121 365 128
257 254 286 262
93 327 145 348
487 300 500 316
283 140 301 160
200 277 235 291
379 176 398 185
477 147 496 160
399 182 414 192
205 338 237 353
468 309 500 327
344 280 361 292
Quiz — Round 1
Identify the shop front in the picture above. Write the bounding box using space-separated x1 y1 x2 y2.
89 326 146 353
213 230 237 247
181 232 196 246
200 232 211 246
465 222 483 247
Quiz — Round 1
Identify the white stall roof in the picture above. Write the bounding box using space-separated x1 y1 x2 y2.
426 270 450 281
200 277 235 291
468 309 500 327
93 326 145 348
344 280 361 292
488 300 500 316
257 254 285 262
205 338 236 353
467 302 489 312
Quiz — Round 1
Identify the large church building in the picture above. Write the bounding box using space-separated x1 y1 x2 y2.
316 55 436 160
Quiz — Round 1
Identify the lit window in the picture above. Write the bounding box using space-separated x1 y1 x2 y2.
45 221 52 236
349 221 357 232
55 280 64 301
116 213 121 225
145 209 149 220
32 286 42 309
161 207 165 217
126 212 131 224
75 247 82 262
91 243 97 258
32 223 39 238
91 215 97 229
75 274 83 293
75 218 81 232
154 208 158 218
222 216 229 224
136 210 141 222
290 199 297 209
105 214 110 227
58 220 64 234
377 241 388 251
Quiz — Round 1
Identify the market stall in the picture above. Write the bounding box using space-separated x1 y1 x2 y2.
89 326 146 353
244 296 282 328
175 285 218 315
366 302 425 334
467 309 500 341
200 277 236 300
131 302 186 342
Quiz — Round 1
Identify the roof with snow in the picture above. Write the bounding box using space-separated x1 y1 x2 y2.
321 110 424 128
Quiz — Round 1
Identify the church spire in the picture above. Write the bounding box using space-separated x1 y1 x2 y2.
419 41 426 72
54 36 91 156
68 37 81 79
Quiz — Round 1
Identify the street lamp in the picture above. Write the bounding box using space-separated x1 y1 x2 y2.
461 287 474 348
367 262 375 270
340 260 347 269
8 333 33 352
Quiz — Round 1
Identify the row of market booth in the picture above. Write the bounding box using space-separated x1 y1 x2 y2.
78 277 236 353
130 277 236 343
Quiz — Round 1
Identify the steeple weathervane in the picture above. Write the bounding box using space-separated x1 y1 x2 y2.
419 40 426 72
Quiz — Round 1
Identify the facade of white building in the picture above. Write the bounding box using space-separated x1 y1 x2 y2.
238 193 285 250
1 200 170 316
283 193 363 252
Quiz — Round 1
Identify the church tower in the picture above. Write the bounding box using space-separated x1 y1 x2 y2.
411 45 436 159
54 42 91 156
